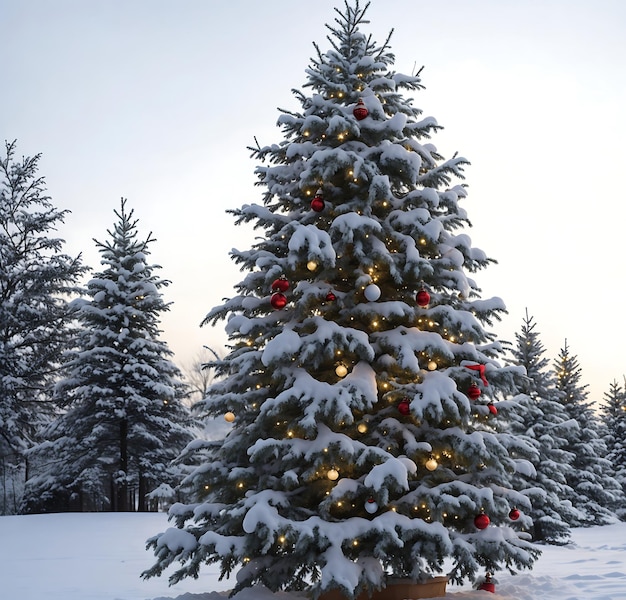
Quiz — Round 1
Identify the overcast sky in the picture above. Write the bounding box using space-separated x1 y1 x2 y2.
2 0 625 402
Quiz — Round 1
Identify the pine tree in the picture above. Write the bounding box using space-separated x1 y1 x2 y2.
554 340 622 525
506 310 577 543
0 140 87 512
21 199 194 512
144 2 540 596
600 380 626 519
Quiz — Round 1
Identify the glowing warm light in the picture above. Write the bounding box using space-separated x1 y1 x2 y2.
327 468 339 481
307 260 318 271
357 423 368 433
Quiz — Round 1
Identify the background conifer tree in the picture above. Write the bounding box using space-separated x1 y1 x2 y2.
0 140 87 513
600 380 626 519
22 199 193 512
506 310 578 542
144 2 539 596
554 341 622 525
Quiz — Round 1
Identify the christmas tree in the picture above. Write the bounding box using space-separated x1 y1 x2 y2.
144 2 539 597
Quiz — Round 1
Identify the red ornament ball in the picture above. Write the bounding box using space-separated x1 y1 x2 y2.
353 98 369 120
479 574 495 593
311 191 325 212
325 291 337 302
467 383 481 401
270 292 288 310
416 289 430 307
487 403 498 415
398 398 411 415
271 277 290 293
474 512 490 530
509 508 521 521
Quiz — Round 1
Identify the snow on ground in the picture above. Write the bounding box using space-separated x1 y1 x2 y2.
0 512 624 600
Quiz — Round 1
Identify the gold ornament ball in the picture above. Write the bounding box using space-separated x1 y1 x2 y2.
427 360 438 371
335 364 348 377
307 260 318 271
327 468 339 481
224 411 236 423
425 457 438 471
357 422 368 434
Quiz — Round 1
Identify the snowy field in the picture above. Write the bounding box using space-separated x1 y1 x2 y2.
0 512 624 600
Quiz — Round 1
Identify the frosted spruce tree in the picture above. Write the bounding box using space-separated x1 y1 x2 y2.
554 341 622 525
22 199 193 512
0 140 87 512
601 380 626 518
506 311 577 542
144 2 540 597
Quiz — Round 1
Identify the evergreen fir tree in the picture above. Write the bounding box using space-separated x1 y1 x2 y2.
144 2 540 596
0 140 87 511
21 199 194 512
600 380 626 519
506 310 578 543
554 340 622 525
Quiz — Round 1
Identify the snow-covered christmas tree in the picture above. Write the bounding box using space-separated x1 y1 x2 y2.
22 199 193 513
144 2 540 597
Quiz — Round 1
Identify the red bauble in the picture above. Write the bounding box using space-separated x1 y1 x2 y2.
311 190 325 212
271 277 290 293
479 575 496 593
467 383 481 401
398 398 411 415
353 98 369 120
474 512 490 530
270 292 288 310
325 291 337 302
416 289 430 307
509 508 521 521
487 403 498 415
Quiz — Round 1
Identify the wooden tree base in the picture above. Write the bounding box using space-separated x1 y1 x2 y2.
317 577 448 600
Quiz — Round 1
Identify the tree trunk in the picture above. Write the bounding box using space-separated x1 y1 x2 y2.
138 473 147 512
117 418 129 511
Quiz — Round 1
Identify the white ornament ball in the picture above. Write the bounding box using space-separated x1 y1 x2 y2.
364 283 381 302
365 500 378 514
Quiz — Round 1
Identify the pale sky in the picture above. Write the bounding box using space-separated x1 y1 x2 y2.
2 0 625 403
